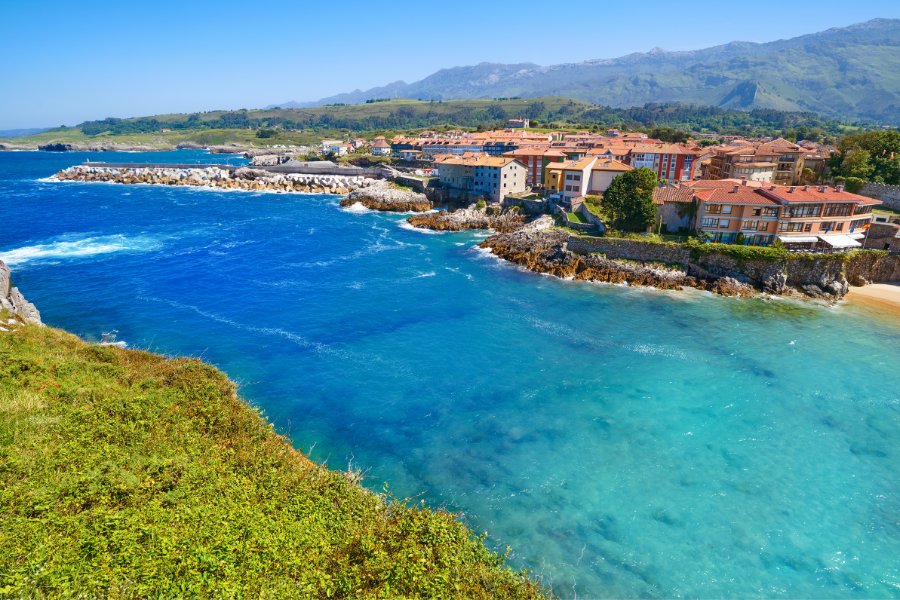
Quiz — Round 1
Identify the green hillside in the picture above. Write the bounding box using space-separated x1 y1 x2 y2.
0 318 547 598
2 96 864 149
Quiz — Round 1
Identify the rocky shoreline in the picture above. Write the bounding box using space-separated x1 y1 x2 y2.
54 165 379 195
339 181 432 212
408 205 527 232
475 217 757 296
0 261 42 326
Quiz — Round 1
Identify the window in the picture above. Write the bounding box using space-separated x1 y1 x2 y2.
701 218 718 227
850 218 870 230
719 220 730 228
762 207 777 216
836 222 844 231
854 205 873 215
573 175 581 181
565 185 572 191
778 222 806 232
743 220 758 230
706 205 723 214
819 221 836 232
783 205 821 218
757 222 768 232
823 204 852 217
805 223 812 232
566 174 573 180
752 208 761 216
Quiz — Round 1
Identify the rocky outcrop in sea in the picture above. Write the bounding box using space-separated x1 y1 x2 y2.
39 142 175 152
0 261 42 325
54 165 378 195
0 142 38 151
408 205 527 232
339 180 432 212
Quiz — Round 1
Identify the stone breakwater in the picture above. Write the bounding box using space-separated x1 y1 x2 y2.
339 180 432 212
54 165 379 195
408 205 527 232
0 261 41 326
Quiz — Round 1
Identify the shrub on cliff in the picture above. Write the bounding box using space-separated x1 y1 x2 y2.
600 168 658 232
0 324 548 599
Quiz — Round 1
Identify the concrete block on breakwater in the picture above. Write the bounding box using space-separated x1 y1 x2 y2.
54 164 380 195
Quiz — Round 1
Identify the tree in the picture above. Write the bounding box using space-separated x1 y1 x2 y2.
841 150 874 180
601 168 659 232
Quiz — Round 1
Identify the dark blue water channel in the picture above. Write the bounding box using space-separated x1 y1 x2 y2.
3 150 900 598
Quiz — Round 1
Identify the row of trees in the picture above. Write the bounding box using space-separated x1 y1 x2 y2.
72 101 856 140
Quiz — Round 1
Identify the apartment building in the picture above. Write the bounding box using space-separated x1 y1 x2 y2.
437 156 477 189
502 147 564 187
473 157 527 202
546 157 632 201
759 139 805 185
693 181 881 250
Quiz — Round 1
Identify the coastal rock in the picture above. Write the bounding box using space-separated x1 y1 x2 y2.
761 272 790 295
0 261 9 298
407 205 527 232
38 142 175 152
0 261 42 326
478 222 759 297
176 141 205 149
0 142 38 151
208 145 254 154
340 180 432 212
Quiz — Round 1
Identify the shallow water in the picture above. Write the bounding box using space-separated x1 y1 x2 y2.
3 151 900 598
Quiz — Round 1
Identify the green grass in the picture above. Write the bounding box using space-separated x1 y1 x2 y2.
0 320 548 599
566 212 588 224
873 207 900 216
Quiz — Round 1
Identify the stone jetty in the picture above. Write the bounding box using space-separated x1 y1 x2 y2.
54 165 380 195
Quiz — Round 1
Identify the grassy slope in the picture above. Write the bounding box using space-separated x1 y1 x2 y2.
0 318 547 599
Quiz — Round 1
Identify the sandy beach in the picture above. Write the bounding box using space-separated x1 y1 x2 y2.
847 283 900 317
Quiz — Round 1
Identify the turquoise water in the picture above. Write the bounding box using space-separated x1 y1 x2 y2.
2 151 900 598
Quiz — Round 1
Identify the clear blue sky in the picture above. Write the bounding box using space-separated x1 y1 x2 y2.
1 0 897 129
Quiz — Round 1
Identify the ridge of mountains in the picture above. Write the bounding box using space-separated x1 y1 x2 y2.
268 19 900 122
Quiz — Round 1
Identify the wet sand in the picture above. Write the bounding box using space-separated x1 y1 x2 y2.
847 283 900 318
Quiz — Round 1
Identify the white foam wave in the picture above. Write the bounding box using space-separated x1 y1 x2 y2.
414 271 436 278
398 221 446 234
340 202 373 214
0 234 161 266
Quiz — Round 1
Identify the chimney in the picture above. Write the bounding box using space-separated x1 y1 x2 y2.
742 178 748 186
803 185 809 191
818 186 826 192
733 185 739 193
789 186 796 193
836 184 844 192
769 186 776 191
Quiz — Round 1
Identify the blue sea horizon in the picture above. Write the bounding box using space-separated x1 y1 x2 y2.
3 150 899 598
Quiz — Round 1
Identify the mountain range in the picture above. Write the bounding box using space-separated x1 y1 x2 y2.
268 19 900 122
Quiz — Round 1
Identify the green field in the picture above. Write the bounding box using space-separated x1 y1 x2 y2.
567 211 588 224
0 316 547 599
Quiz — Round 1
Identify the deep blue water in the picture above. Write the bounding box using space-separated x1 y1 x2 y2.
3 150 900 598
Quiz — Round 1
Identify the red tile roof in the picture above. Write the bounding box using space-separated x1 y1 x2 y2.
652 187 695 205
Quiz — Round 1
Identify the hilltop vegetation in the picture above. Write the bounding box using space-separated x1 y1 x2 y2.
4 97 867 148
0 319 547 599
